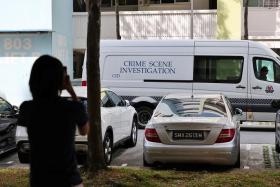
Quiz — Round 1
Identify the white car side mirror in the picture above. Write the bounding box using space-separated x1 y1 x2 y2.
125 100 130 107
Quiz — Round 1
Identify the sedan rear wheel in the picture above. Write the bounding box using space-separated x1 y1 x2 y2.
103 132 113 165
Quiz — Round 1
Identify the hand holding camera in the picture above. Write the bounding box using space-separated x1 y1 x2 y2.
63 66 78 101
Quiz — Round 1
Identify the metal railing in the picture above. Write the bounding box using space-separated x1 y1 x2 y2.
120 10 217 39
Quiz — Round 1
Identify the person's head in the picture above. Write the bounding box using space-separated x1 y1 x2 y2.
29 55 64 100
260 66 268 78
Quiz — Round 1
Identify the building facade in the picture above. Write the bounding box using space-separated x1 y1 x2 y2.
73 0 280 79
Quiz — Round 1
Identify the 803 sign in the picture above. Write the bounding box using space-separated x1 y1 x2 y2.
3 38 32 50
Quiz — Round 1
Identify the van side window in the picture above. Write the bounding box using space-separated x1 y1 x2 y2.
194 56 243 83
253 57 280 83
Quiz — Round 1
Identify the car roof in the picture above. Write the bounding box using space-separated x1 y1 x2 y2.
164 93 224 99
61 86 110 98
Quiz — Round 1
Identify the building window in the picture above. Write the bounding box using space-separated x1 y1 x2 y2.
162 0 174 3
102 0 112 7
176 0 189 2
244 0 280 7
127 0 138 5
150 0 160 3
73 50 85 79
73 0 86 12
149 0 189 4
209 0 217 9
103 0 138 7
194 56 244 83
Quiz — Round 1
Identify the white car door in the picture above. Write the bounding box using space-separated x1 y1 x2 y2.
101 91 122 143
107 91 130 140
248 56 280 121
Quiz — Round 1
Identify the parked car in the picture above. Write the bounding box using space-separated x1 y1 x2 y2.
143 93 241 167
270 100 280 153
16 87 138 165
0 97 18 154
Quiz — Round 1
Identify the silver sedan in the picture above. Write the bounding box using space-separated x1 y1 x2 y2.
143 93 241 167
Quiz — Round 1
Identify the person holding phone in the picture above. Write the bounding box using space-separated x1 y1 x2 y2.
18 55 89 187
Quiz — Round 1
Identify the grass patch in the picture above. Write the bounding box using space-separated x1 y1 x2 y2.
1 167 280 187
0 168 29 187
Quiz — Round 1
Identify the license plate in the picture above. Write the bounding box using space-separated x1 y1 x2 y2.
172 130 204 140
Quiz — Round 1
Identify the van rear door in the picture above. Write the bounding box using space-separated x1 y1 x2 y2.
192 41 248 121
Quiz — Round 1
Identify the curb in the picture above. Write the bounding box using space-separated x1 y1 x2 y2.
241 122 275 131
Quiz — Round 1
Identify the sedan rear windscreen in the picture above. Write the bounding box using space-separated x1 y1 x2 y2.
154 97 227 118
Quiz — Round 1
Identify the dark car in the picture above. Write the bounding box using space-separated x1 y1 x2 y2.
0 97 18 154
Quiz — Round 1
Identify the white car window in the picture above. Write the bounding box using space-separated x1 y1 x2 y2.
154 97 227 117
101 91 114 107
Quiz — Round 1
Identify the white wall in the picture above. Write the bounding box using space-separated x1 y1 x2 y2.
0 0 52 31
73 12 117 49
247 7 280 37
241 7 280 48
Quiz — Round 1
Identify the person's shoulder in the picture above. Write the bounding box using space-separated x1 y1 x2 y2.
59 97 82 107
19 100 33 109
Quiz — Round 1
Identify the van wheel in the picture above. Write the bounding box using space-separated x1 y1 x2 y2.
136 106 153 128
103 132 113 166
126 118 138 147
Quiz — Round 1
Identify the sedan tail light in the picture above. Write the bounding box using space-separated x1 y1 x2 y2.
215 129 236 143
145 128 161 143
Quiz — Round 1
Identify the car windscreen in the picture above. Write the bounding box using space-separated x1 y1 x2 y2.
0 98 12 114
154 97 227 118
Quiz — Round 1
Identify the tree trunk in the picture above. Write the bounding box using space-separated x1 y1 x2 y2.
86 0 106 175
244 0 249 40
115 0 121 39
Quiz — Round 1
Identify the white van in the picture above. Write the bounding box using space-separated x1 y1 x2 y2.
82 40 280 127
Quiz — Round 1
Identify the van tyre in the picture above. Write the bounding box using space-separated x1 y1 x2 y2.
126 118 138 147
103 132 113 166
136 106 153 128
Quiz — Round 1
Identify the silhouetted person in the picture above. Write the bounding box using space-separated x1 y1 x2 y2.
18 55 89 187
260 66 268 81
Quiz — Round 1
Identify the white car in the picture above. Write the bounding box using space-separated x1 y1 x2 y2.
143 93 241 167
16 87 138 165
271 100 280 153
